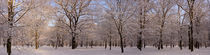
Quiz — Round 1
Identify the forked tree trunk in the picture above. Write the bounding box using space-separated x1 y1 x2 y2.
187 0 195 52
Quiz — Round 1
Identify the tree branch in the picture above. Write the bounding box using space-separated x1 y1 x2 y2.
14 8 30 23
0 10 7 19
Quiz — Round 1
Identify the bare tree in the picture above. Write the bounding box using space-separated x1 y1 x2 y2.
2 0 35 55
176 0 208 51
105 0 136 53
56 0 92 49
135 0 152 51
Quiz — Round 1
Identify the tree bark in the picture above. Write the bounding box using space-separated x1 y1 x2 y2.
35 29 39 49
105 40 107 49
80 41 83 47
158 28 163 50
179 37 183 50
109 35 112 50
6 37 11 55
119 32 124 53
72 35 77 49
90 40 93 48
7 0 14 55
137 32 142 51
187 0 195 52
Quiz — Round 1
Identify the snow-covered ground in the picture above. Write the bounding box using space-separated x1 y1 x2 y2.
0 46 210 55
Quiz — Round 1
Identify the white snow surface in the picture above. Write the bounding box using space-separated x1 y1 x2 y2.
0 46 210 55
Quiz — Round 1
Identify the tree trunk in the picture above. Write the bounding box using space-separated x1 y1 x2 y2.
90 40 93 48
123 38 126 48
178 28 183 50
158 14 166 50
7 0 14 55
143 40 146 48
105 40 107 49
188 25 194 51
119 33 124 53
61 38 64 47
80 41 83 47
109 35 112 50
158 29 163 50
72 36 77 49
179 39 183 50
205 42 207 48
188 0 195 52
137 32 142 51
85 38 88 48
35 30 39 49
6 37 11 55
194 41 200 49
